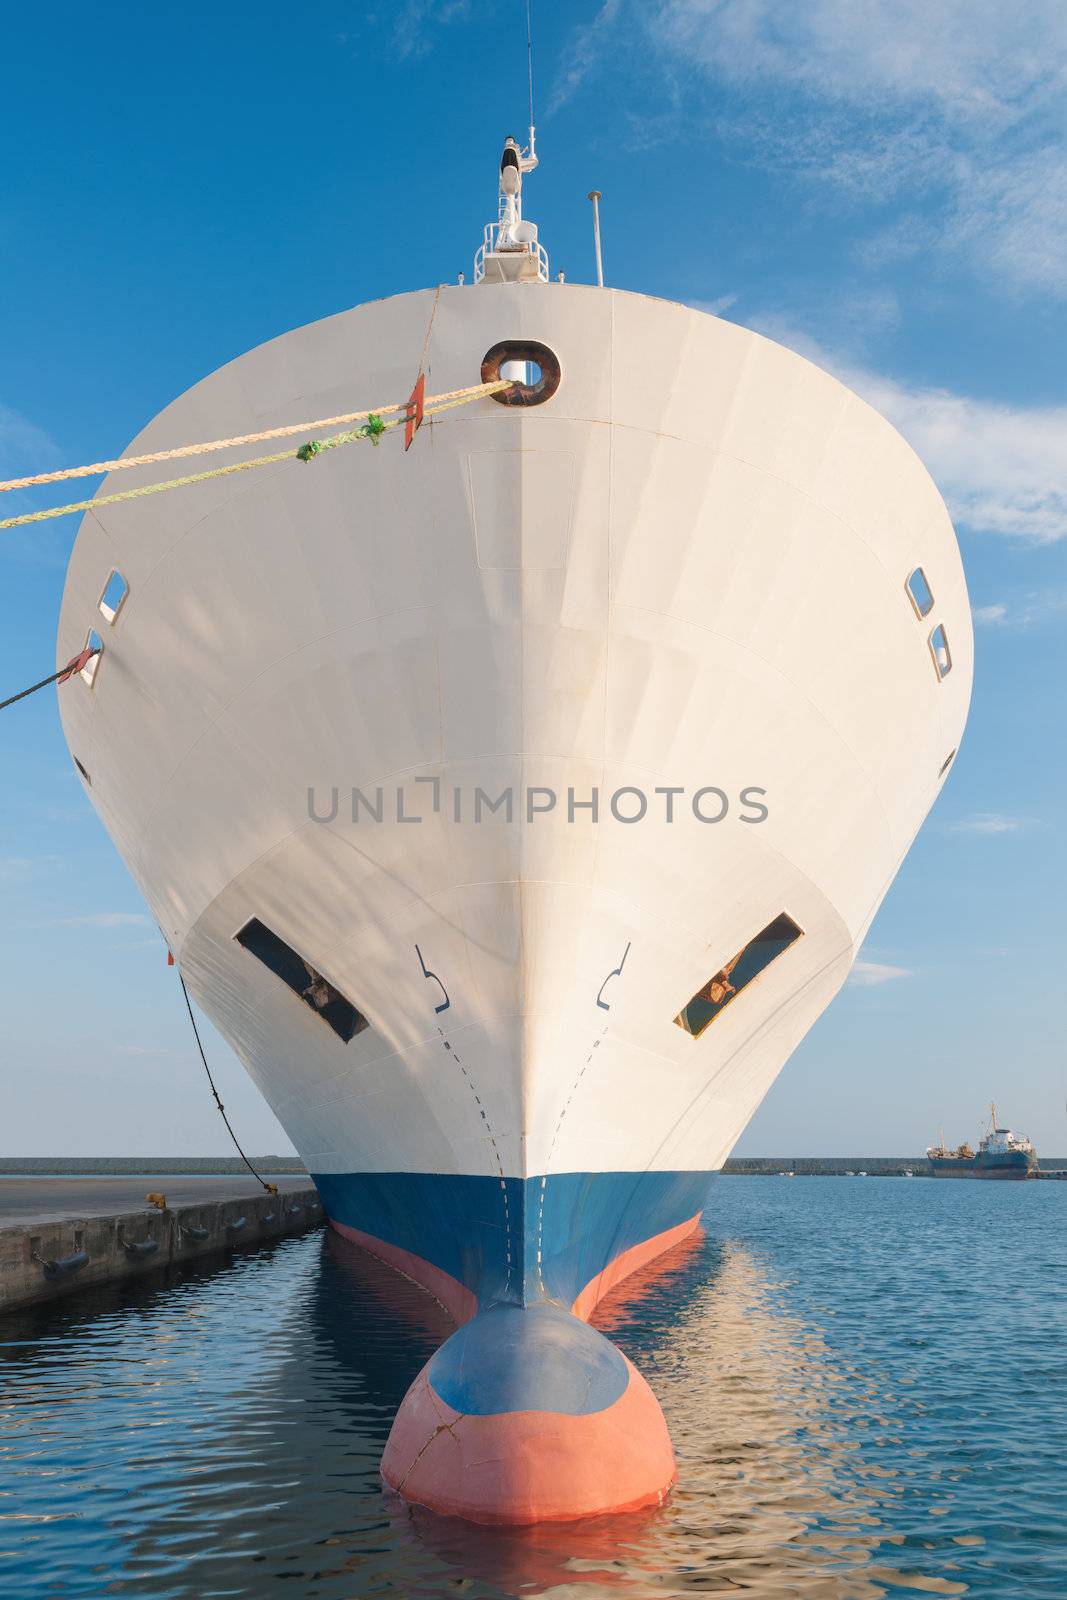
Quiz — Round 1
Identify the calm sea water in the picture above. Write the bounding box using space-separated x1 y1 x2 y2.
2 1177 1064 1599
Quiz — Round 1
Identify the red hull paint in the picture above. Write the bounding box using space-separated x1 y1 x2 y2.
571 1211 703 1320
330 1205 701 1524
381 1358 676 1526
328 1218 477 1326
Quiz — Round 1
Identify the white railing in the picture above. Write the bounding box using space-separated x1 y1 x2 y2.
473 221 549 284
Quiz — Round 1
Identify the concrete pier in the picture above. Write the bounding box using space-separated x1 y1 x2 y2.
0 1175 322 1314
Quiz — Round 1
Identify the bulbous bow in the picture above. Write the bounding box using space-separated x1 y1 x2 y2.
381 1302 675 1524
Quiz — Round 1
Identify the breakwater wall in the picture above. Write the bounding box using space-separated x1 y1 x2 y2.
722 1157 1067 1175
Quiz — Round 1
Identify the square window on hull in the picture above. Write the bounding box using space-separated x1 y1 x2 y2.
235 918 369 1044
674 913 804 1039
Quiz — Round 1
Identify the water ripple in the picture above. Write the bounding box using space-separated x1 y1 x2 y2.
1 1177 1063 1598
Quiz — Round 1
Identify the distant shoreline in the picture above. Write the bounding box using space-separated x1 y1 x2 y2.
2 1155 1064 1176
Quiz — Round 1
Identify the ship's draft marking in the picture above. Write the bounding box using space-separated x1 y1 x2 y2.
536 1024 611 1291
434 1022 513 1295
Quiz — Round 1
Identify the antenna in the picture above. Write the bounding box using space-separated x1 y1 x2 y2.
588 191 604 287
526 0 537 167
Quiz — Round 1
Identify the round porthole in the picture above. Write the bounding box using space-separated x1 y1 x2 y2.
481 340 561 407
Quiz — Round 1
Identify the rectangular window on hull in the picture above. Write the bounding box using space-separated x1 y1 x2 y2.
99 570 129 624
235 918 369 1044
906 567 935 619
929 624 952 679
674 913 804 1039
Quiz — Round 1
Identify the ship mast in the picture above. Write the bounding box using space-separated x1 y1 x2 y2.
473 133 549 283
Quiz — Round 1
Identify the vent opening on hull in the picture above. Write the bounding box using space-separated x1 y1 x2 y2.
481 340 560 406
235 918 369 1044
939 748 957 778
674 913 804 1039
73 756 91 786
929 624 952 679
906 567 935 619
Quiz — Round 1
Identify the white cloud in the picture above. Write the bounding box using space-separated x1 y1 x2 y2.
58 912 153 929
950 813 1024 835
972 593 1067 626
0 403 57 477
549 0 623 113
0 855 62 884
689 291 740 317
852 377 1067 544
0 856 37 882
388 0 472 59
849 960 913 986
655 1 1065 127
561 0 1067 295
749 318 1067 544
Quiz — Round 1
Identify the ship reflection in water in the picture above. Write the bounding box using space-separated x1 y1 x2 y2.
3 1176 1064 1598
393 1233 912 1599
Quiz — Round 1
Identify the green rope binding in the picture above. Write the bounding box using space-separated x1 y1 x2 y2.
297 414 385 462
0 386 511 531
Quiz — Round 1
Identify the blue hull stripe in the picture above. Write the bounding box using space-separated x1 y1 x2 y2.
311 1169 713 1306
427 1302 630 1415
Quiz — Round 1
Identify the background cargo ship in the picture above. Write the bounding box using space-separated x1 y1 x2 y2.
927 1105 1038 1178
54 135 973 1522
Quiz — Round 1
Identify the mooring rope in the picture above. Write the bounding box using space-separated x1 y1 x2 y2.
0 378 506 496
0 646 100 712
177 971 279 1196
0 380 511 530
0 382 509 532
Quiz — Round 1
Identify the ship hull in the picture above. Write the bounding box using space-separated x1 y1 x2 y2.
313 1167 711 1322
57 282 972 1521
929 1153 1037 1179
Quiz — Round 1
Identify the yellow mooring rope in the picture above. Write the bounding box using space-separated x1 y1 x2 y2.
0 379 511 531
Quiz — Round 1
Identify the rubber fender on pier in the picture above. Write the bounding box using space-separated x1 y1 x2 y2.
123 1238 159 1260
38 1249 89 1281
226 1216 247 1234
180 1224 210 1243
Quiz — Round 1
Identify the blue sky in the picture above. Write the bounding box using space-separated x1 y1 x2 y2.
2 1 1065 1157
